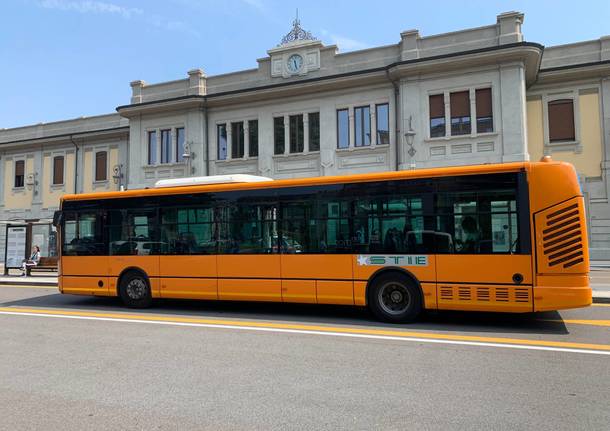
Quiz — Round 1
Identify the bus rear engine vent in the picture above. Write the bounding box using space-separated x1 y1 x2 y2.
541 203 584 269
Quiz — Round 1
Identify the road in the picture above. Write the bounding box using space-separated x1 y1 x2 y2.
0 286 609 430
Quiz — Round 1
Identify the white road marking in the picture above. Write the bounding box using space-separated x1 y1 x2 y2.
1 310 609 356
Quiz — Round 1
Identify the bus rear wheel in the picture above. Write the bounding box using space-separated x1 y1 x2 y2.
368 273 422 323
119 271 152 308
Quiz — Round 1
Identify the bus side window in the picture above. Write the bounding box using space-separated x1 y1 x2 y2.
435 190 518 254
109 209 158 256
62 211 105 256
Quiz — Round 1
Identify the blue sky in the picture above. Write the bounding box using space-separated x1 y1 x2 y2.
1 0 609 129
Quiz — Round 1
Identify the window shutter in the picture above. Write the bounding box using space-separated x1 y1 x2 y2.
53 156 64 185
95 151 107 181
450 91 470 117
429 94 444 118
548 99 575 142
475 88 492 118
15 160 24 177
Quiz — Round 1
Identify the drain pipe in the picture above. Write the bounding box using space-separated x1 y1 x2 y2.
386 70 401 171
69 135 78 193
204 101 209 176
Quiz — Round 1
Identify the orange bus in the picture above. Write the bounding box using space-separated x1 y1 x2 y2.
53 157 591 323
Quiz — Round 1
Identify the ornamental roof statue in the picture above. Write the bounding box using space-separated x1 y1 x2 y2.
279 12 316 46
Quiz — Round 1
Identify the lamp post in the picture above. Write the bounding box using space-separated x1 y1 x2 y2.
182 141 195 176
112 164 124 191
404 115 417 169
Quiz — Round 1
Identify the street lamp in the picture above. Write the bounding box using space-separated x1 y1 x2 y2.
112 164 124 191
182 141 195 176
404 115 417 169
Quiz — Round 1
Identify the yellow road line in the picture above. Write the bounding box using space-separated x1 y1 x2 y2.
1 306 610 353
591 303 610 307
554 319 610 327
0 284 57 289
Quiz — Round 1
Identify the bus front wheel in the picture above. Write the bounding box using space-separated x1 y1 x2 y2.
119 271 152 308
368 273 422 323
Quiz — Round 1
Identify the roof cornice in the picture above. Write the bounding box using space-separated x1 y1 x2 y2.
116 42 544 115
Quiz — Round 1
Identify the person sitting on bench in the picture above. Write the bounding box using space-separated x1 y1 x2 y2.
21 245 41 277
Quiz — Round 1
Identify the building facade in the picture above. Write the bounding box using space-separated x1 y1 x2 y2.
1 11 609 261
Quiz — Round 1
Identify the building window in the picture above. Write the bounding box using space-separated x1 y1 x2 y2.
53 156 64 185
475 88 493 133
160 129 171 164
274 117 285 155
95 151 107 181
548 99 575 142
147 131 157 165
429 94 446 138
289 114 304 153
176 127 185 162
231 122 245 158
354 106 371 147
337 109 349 149
450 91 471 136
248 120 258 157
309 112 320 151
14 160 25 188
217 124 227 160
376 104 390 145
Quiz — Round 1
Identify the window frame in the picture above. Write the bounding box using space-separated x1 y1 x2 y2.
176 127 186 163
273 117 285 155
147 130 157 165
354 105 371 147
217 123 228 160
94 151 108 182
336 108 349 149
248 119 259 158
375 103 390 146
427 87 495 140
14 159 25 189
52 155 65 186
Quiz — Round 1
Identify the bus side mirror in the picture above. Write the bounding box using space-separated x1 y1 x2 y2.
52 211 63 228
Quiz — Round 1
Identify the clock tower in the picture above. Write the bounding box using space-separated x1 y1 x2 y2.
268 16 322 78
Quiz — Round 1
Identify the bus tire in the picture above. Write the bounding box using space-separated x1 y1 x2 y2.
368 272 422 323
119 271 152 309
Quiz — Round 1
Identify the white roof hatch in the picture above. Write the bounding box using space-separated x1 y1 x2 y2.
154 174 274 188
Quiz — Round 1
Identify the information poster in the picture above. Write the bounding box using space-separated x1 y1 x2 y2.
5 226 27 269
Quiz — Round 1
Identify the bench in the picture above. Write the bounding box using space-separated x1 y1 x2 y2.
26 256 58 276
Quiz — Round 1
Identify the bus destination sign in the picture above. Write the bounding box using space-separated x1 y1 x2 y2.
356 255 428 267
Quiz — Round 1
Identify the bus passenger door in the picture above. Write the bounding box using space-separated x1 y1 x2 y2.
107 208 161 297
217 203 282 302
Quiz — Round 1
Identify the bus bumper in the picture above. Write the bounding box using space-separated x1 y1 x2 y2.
533 275 592 312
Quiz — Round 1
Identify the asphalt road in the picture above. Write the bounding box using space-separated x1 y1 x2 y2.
1 286 609 430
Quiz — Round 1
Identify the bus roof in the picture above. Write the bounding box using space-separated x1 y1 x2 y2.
60 161 554 203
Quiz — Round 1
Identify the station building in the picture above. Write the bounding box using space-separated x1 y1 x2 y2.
0 11 609 261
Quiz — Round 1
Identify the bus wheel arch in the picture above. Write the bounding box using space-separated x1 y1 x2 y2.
365 268 423 323
117 267 152 309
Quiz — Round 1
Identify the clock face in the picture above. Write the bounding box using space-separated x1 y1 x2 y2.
287 54 303 73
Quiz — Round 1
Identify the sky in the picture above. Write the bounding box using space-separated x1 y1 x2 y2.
1 0 609 129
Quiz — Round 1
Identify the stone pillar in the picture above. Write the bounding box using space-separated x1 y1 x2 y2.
130 80 146 104
187 68 206 96
400 29 420 61
499 63 529 162
496 11 524 45
284 116 290 155
303 114 310 154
